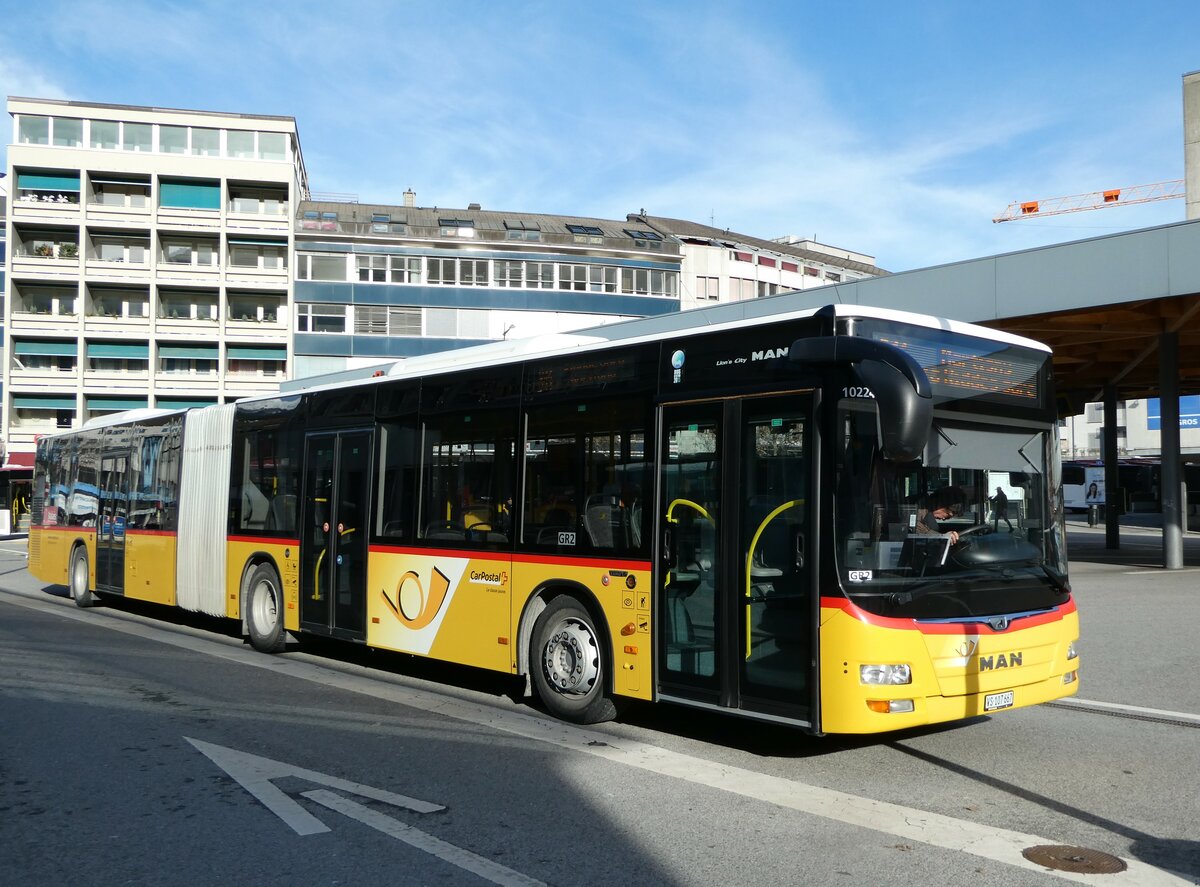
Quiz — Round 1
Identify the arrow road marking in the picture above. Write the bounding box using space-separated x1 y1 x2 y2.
304 790 547 887
185 737 443 836
186 738 544 886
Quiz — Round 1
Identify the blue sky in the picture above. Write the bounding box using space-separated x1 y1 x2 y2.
2 0 1198 272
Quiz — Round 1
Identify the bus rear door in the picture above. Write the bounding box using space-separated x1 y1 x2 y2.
657 394 816 726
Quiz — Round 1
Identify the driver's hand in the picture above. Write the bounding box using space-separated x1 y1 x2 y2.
947 530 960 544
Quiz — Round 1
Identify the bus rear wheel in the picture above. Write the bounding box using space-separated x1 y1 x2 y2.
246 564 286 654
530 596 617 725
69 546 98 608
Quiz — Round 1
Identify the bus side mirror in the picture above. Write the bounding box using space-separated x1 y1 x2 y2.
790 335 933 463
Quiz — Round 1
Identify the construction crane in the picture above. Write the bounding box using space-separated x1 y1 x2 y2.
993 179 1185 222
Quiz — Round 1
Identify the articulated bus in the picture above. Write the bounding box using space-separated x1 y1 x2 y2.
29 304 1079 734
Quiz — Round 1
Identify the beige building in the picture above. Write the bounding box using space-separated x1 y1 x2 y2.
3 97 307 464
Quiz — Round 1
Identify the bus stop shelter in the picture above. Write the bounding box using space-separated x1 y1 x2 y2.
761 217 1200 568
579 217 1200 567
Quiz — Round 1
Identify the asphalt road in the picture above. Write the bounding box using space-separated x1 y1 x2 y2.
1 530 1197 887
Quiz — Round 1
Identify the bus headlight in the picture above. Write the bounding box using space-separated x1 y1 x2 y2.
1067 640 1079 660
860 664 912 685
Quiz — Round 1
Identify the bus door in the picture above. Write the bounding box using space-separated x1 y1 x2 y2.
300 429 373 639
658 394 815 724
96 452 129 593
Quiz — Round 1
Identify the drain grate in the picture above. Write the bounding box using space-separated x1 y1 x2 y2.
1022 845 1128 874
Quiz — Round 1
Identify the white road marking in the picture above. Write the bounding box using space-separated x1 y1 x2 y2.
1053 697 1200 726
1121 568 1200 575
304 790 547 887
2 588 1192 885
186 737 443 837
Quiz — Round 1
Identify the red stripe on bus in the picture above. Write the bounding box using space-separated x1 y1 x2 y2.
820 595 1075 634
32 525 96 533
368 543 651 572
227 535 300 547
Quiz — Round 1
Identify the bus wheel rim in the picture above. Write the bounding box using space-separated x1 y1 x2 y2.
252 579 277 633
72 555 87 599
543 619 599 695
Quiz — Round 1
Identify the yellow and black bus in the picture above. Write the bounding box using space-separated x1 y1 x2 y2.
29 303 1079 733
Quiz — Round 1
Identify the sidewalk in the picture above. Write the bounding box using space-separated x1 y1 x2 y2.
1064 513 1200 569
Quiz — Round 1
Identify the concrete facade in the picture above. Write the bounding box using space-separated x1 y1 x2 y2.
4 97 306 463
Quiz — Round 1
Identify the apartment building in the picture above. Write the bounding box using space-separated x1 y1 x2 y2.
3 96 883 462
3 97 306 464
292 198 681 378
633 216 882 311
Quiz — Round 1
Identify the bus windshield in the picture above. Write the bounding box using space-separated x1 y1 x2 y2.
835 401 1069 620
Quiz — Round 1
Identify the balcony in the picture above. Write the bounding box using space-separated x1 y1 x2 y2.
157 178 221 231
157 238 220 283
225 240 288 285
85 233 152 282
11 234 81 280
86 176 152 225
11 171 82 223
10 284 79 334
227 185 290 235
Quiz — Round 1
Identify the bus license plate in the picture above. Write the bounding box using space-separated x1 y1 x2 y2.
985 690 1014 712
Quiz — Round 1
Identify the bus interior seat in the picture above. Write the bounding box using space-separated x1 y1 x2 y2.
583 494 627 549
424 520 466 541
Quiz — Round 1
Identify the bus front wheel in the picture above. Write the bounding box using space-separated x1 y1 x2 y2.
246 564 286 654
69 546 98 608
530 596 617 725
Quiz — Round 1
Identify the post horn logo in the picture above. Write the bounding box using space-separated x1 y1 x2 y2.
381 566 451 629
955 639 978 659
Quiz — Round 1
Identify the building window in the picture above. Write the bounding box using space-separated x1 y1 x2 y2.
623 228 662 242
559 264 587 291
296 303 347 333
93 236 148 265
229 187 287 215
90 120 119 150
161 237 218 267
122 123 152 152
696 276 719 301
159 125 188 154
91 178 150 208
52 118 83 147
526 262 554 289
757 281 779 298
228 293 280 323
258 132 287 161
781 261 798 273
758 256 776 268
438 218 475 237
357 255 388 282
731 278 755 300
504 220 541 241
825 271 841 282
804 266 820 277
18 116 50 145
428 258 457 285
159 290 217 321
296 253 348 281
497 260 523 288
192 128 220 156
732 251 752 263
391 256 421 283
567 224 604 245
89 288 150 319
228 130 256 158
229 242 287 271
461 259 489 286
589 265 617 293
13 284 76 317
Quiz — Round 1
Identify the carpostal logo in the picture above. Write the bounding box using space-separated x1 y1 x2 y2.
381 566 451 630
470 569 507 587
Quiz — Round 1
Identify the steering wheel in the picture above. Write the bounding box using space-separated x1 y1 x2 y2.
956 524 994 540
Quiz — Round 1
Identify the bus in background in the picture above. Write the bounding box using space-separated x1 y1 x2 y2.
1062 460 1105 511
28 304 1079 735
